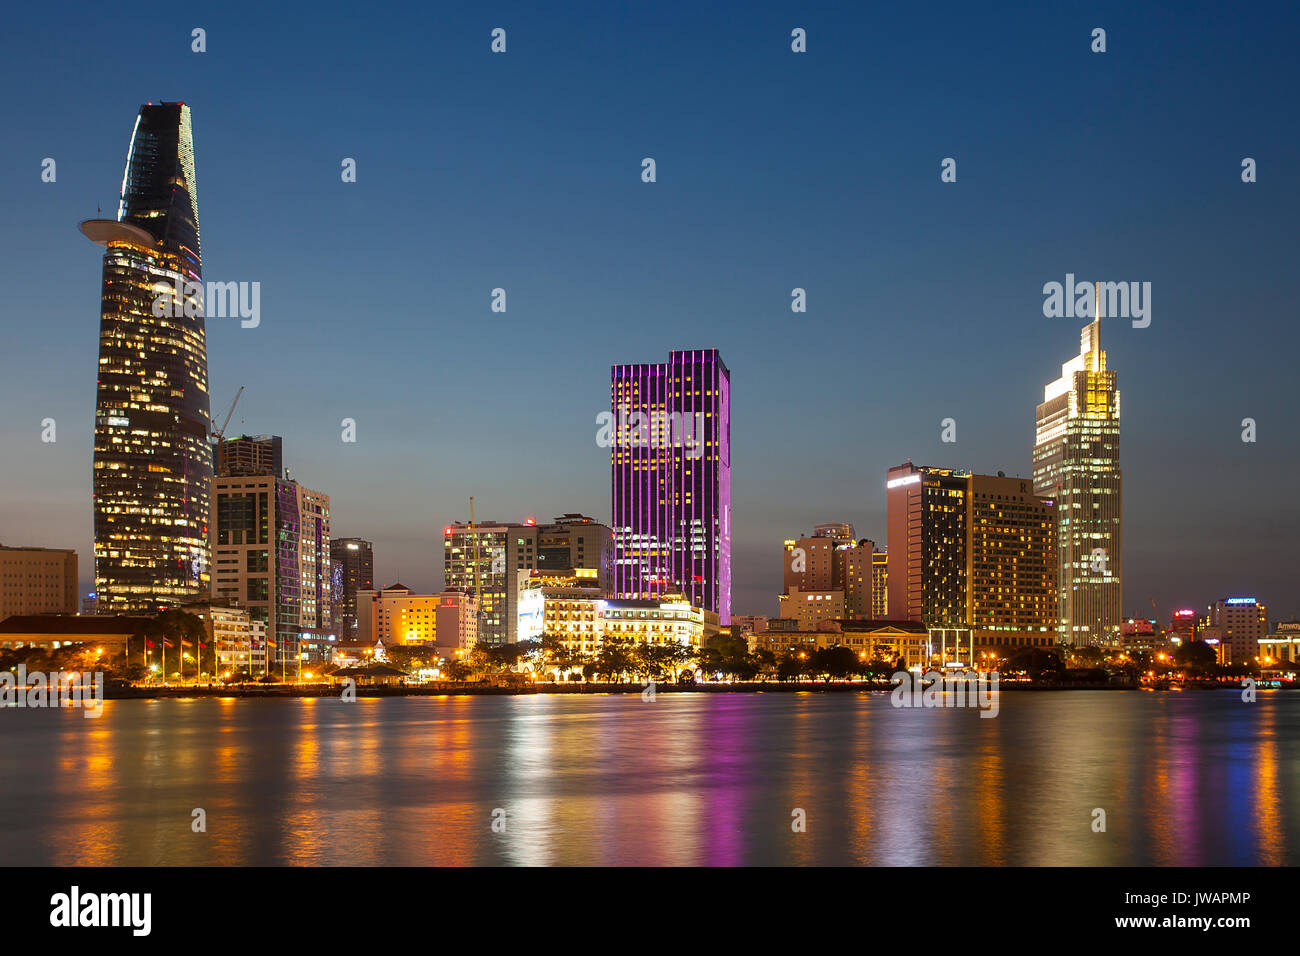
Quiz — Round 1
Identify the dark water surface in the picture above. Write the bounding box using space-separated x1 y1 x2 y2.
0 690 1294 865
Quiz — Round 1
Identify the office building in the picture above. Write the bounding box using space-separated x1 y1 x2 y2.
217 434 282 478
611 349 731 622
330 537 374 642
210 471 332 673
443 514 613 644
1033 317 1122 645
0 545 78 620
886 463 1058 652
81 102 211 613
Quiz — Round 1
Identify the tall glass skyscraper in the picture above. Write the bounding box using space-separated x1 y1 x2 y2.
80 103 212 614
1033 316 1122 646
610 349 731 623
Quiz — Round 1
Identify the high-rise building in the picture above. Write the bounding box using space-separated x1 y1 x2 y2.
217 435 282 478
1033 317 1122 646
0 545 78 620
330 537 374 642
837 539 877 619
886 463 970 626
966 473 1058 641
886 463 1058 652
1210 597 1268 665
210 471 331 673
871 548 889 619
443 514 613 644
611 349 731 623
81 103 211 613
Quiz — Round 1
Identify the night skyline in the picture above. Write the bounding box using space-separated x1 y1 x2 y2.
3 1 1298 623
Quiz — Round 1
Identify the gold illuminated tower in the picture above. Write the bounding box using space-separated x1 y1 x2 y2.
80 103 212 614
1033 299 1122 646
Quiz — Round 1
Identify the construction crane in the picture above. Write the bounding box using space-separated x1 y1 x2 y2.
209 386 245 444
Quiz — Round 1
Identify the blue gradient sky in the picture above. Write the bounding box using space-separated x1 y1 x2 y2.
1 1 1297 621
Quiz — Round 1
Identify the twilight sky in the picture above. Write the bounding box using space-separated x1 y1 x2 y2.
1 0 1297 622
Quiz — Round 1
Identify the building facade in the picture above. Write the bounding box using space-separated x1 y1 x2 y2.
1033 318 1122 645
81 103 211 614
186 603 266 675
778 587 846 630
539 590 719 661
210 472 331 673
217 435 282 479
443 514 613 645
749 619 929 670
0 545 78 620
356 585 478 658
330 537 374 643
783 535 838 593
610 349 731 623
838 539 876 619
886 464 1058 649
1210 597 1268 665
886 463 970 626
871 548 889 619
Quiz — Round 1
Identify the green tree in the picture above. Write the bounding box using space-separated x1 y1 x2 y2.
1173 640 1218 671
595 635 636 682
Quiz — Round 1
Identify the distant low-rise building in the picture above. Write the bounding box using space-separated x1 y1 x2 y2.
0 614 150 657
749 619 929 670
1211 597 1268 665
356 584 478 659
186 603 267 674
538 590 719 659
778 587 845 630
1260 621 1300 667
730 615 768 637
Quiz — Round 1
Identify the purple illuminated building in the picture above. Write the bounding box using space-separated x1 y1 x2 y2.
610 349 731 624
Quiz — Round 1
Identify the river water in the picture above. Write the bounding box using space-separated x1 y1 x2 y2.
0 690 1293 865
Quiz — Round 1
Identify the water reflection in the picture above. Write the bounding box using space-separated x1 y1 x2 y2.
0 691 1295 866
